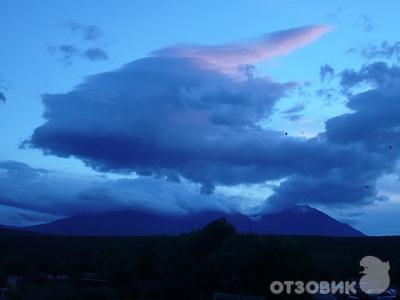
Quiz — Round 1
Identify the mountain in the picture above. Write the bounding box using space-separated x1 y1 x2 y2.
250 205 364 237
24 205 364 237
0 226 37 236
23 210 250 236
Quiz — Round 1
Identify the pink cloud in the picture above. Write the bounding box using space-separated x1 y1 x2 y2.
152 25 332 73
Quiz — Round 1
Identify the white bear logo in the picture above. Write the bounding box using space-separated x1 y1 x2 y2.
359 256 390 295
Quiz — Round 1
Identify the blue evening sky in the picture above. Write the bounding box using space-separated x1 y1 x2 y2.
1 0 400 234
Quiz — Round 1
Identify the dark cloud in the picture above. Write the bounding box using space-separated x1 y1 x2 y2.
67 22 104 41
347 212 365 217
48 45 80 65
331 63 400 150
286 114 302 122
361 41 400 62
316 64 338 104
26 56 295 191
320 64 335 82
283 103 305 114
48 44 108 64
27 30 400 211
346 48 357 55
266 62 400 209
326 8 343 20
0 160 241 225
282 103 304 122
48 23 108 65
315 88 339 104
18 212 49 223
0 78 11 90
357 14 375 33
340 62 400 93
84 47 108 61
0 160 48 177
265 172 381 211
296 82 313 98
0 92 6 103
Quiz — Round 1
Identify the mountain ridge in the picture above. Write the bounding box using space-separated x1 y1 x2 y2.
23 205 364 237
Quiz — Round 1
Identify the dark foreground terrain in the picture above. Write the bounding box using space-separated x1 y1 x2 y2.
0 220 399 300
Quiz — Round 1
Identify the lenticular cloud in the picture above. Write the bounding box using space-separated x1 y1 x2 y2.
153 25 331 72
